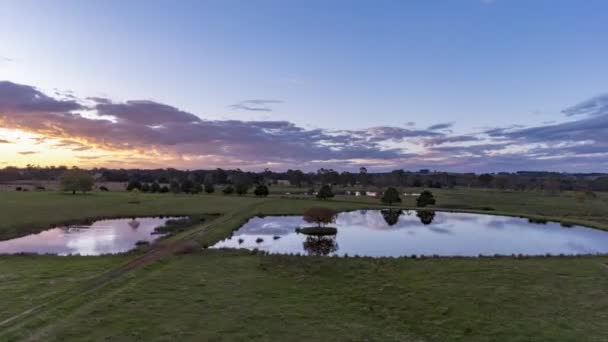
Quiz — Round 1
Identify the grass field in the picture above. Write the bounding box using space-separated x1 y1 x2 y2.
1 188 608 341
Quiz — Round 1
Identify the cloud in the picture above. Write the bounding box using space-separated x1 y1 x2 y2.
0 81 83 114
18 151 38 155
427 122 453 131
0 138 12 143
562 94 608 117
230 99 283 112
1 80 608 172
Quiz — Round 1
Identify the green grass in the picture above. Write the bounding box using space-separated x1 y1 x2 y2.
0 255 127 323
10 251 608 342
2 189 608 341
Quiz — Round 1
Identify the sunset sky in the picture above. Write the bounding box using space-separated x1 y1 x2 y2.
1 0 607 172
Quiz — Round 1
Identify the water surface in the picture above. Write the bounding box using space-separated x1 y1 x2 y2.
212 210 608 257
0 217 176 256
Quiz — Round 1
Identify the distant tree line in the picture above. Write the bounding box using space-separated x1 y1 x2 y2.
2 165 608 193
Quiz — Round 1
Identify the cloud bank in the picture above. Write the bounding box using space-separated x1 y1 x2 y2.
0 80 607 172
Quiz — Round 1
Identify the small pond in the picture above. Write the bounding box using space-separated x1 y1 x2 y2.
0 217 179 256
212 210 608 257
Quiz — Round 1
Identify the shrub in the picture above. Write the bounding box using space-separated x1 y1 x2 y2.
222 185 235 195
316 185 334 200
99 185 109 192
416 190 436 207
150 182 161 193
126 180 142 191
235 183 249 196
159 185 169 193
381 187 401 206
204 183 215 194
254 184 269 197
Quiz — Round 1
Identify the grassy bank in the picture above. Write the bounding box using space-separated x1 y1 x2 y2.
7 251 607 341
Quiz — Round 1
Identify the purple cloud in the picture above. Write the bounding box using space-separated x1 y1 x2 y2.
1 80 608 172
230 99 283 112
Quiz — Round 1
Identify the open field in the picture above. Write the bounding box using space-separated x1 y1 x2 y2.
1 188 608 341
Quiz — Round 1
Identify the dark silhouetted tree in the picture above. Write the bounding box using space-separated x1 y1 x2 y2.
303 207 338 228
416 190 436 207
381 187 401 206
60 168 94 194
254 184 269 197
316 185 334 200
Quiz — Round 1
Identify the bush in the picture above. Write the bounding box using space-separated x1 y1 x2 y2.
235 183 249 196
141 183 151 192
254 184 269 197
296 227 337 236
150 182 161 193
381 187 401 205
99 185 109 192
159 185 169 193
416 190 436 207
222 185 234 195
204 183 215 194
126 180 142 191
316 185 334 200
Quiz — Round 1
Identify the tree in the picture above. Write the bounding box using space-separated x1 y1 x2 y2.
150 182 161 193
478 174 494 188
316 185 334 200
170 180 181 193
222 185 234 195
191 183 203 194
126 180 142 191
416 190 436 207
302 207 338 228
204 183 215 194
60 168 94 194
381 187 401 206
181 179 195 193
254 184 269 197
159 185 169 193
141 183 150 192
235 183 249 195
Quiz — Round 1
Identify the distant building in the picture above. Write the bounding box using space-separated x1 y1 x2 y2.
365 191 378 197
275 179 291 186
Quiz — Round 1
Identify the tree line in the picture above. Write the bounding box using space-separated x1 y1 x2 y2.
3 165 608 192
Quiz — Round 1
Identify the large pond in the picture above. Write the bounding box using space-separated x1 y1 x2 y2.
212 210 608 257
0 217 177 256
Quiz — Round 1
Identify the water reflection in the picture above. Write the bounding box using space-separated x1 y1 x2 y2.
303 236 339 256
416 210 435 225
212 210 608 257
0 217 177 256
381 209 402 226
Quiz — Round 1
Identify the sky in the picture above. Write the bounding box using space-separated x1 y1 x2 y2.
0 0 607 172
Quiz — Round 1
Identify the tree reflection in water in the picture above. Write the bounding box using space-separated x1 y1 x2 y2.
381 209 403 226
416 210 435 225
303 236 339 256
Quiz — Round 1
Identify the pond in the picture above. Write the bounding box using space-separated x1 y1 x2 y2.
212 210 608 257
0 217 179 256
